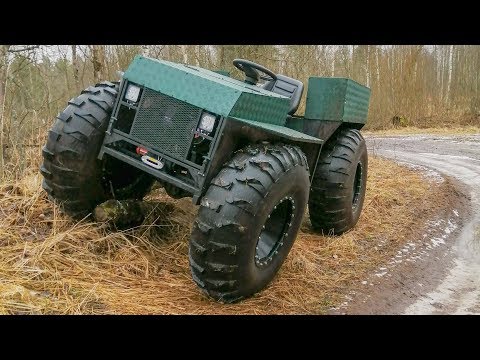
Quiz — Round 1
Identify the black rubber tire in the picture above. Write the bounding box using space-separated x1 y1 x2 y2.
308 128 368 235
189 143 310 303
40 81 154 218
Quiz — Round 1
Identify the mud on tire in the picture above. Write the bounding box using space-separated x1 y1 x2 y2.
189 143 310 303
308 128 368 235
40 82 154 218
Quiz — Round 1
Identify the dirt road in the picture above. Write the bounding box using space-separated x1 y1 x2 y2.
349 134 480 314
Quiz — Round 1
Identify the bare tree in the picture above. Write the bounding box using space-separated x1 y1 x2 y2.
91 45 105 83
0 45 11 178
71 45 80 90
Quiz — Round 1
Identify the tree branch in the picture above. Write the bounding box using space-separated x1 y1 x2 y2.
8 45 40 53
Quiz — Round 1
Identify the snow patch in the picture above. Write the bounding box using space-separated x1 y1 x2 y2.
399 162 445 183
405 259 480 315
358 216 458 301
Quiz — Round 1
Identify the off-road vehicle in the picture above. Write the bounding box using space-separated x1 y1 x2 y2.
41 56 370 303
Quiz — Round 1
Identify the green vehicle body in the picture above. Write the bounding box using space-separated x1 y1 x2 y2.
98 55 370 204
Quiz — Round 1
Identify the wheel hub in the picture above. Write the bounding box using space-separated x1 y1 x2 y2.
352 162 363 211
255 196 295 267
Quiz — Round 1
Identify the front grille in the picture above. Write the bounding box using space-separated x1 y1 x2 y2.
130 88 202 159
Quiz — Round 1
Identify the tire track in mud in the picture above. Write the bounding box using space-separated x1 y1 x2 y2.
364 135 480 314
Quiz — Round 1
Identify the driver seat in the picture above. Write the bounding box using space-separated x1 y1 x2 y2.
263 74 304 115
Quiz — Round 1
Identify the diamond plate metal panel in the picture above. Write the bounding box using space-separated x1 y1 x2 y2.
229 92 290 126
124 55 290 125
231 117 322 144
304 77 370 124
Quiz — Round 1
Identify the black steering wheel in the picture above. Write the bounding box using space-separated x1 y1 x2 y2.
233 59 277 85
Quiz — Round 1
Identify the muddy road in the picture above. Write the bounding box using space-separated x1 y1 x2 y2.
345 134 480 314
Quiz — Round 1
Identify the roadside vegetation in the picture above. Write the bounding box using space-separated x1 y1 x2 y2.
0 156 458 314
366 126 480 136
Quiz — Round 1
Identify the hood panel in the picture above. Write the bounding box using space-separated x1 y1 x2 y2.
124 55 290 126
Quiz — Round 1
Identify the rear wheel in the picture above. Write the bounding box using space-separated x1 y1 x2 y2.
308 128 368 235
40 82 154 218
189 143 310 303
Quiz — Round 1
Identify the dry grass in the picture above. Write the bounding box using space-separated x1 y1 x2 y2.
0 156 454 314
364 126 480 136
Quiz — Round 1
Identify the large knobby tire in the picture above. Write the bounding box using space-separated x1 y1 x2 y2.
189 143 310 303
309 128 368 235
40 81 154 218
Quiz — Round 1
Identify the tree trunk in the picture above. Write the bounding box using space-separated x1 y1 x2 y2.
330 46 336 76
365 45 370 87
91 45 105 83
447 45 454 106
71 45 80 90
0 45 11 180
218 45 225 69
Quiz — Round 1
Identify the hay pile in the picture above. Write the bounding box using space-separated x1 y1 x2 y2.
0 156 451 314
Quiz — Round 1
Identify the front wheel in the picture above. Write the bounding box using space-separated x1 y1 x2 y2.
189 143 310 303
40 82 154 218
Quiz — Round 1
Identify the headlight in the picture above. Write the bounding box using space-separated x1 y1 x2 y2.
125 84 141 102
199 112 216 133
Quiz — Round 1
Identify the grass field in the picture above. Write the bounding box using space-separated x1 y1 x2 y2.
365 126 480 136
